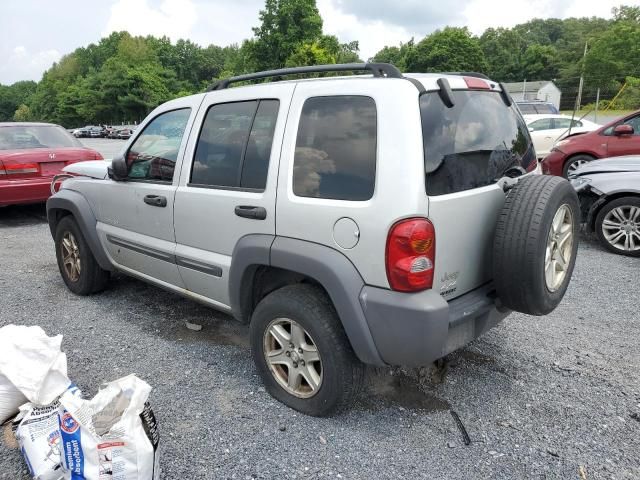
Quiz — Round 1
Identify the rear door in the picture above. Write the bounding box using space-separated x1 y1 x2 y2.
96 102 199 288
528 117 554 157
606 113 640 157
421 86 537 298
173 84 294 308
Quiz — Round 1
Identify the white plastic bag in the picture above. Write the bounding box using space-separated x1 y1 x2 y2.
0 325 71 423
15 386 82 480
58 375 160 480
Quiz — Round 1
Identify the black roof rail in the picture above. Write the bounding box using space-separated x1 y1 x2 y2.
206 63 403 91
441 72 490 80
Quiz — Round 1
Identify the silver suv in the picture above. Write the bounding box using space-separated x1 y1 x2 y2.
47 64 579 416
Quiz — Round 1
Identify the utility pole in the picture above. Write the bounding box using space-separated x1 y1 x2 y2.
575 41 588 111
522 79 526 100
594 88 600 123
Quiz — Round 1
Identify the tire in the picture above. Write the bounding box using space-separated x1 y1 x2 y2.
55 216 109 295
250 284 364 417
595 196 640 257
493 175 580 315
562 154 595 178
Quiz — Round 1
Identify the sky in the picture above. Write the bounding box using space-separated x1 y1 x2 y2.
0 0 636 85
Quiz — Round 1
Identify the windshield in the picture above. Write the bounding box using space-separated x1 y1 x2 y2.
421 90 535 196
0 125 81 150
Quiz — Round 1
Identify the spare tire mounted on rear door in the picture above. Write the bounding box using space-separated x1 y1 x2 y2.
493 175 580 316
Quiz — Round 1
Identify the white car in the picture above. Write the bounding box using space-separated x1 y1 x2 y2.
524 114 600 159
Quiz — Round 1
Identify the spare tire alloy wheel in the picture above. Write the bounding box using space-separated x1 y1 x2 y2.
263 318 322 398
545 205 574 292
61 231 82 282
596 197 640 257
493 175 580 316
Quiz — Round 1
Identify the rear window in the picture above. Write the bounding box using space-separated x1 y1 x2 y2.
0 125 81 150
421 91 535 196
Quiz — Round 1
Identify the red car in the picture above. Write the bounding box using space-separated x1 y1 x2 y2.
0 122 102 206
542 110 640 177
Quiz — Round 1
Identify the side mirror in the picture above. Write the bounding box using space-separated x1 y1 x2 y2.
108 154 128 181
613 124 634 136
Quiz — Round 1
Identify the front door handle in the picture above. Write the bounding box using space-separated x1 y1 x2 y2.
235 205 267 220
143 195 167 207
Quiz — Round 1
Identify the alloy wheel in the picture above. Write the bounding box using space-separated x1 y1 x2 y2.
567 159 589 175
545 204 574 292
601 205 640 252
61 231 82 282
263 318 322 398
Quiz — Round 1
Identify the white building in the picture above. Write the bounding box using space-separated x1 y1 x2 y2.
503 81 562 110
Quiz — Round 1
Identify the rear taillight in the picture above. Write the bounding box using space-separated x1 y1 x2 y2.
386 218 436 292
5 163 39 174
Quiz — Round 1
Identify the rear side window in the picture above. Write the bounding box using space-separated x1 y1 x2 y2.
293 96 376 201
126 108 191 182
191 100 279 190
421 91 535 196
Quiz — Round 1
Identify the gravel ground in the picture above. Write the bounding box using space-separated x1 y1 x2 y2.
1 203 639 480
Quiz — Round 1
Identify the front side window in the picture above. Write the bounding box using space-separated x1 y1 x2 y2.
293 96 377 201
421 90 535 196
191 100 279 190
623 115 640 135
0 125 81 150
529 119 552 131
126 108 191 182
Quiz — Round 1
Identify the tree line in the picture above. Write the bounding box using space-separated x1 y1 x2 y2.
1 1 639 127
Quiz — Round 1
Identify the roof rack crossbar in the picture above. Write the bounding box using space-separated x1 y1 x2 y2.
207 63 403 91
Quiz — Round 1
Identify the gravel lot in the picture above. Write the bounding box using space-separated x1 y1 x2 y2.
1 143 639 479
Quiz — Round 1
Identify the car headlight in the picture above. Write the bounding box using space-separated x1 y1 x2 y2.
570 177 591 191
554 139 570 149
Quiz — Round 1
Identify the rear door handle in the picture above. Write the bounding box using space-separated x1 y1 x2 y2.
143 195 167 207
235 205 267 220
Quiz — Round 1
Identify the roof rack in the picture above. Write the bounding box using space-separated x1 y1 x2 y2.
207 63 403 91
441 72 490 80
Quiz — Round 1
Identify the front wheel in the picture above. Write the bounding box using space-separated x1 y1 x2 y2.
55 216 109 295
250 284 364 417
595 197 640 257
563 154 594 178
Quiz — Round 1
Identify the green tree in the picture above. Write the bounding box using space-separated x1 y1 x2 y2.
480 28 526 81
521 44 559 80
371 40 414 70
13 104 32 121
405 27 488 73
285 41 335 67
249 0 323 70
0 81 37 121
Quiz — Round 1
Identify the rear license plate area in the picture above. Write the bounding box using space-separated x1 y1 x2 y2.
40 162 65 175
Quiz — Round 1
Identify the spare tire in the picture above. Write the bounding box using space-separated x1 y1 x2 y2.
493 175 579 315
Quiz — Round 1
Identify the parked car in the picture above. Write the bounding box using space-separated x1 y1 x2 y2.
0 122 103 206
525 114 600 159
542 109 640 177
47 64 578 416
571 156 640 256
116 128 133 139
73 127 91 138
517 101 559 115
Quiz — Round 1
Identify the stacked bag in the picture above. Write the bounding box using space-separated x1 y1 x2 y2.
0 325 159 480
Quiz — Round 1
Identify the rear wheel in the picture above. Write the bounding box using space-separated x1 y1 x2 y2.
250 284 364 416
563 154 595 178
55 216 109 295
493 175 580 315
595 197 640 257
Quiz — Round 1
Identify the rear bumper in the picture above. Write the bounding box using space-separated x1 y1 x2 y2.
360 283 510 366
0 177 54 206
